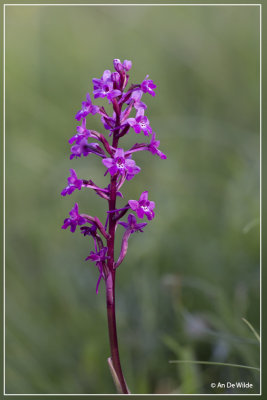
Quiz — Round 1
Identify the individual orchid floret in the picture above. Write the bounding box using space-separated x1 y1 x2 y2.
61 169 83 196
119 213 147 233
61 203 87 233
102 148 141 180
127 110 153 137
69 119 93 145
148 132 167 159
75 93 99 121
80 223 97 237
70 138 106 159
93 70 121 102
128 191 155 220
141 75 157 97
85 247 109 293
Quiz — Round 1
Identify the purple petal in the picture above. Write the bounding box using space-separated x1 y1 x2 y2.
128 213 136 224
128 200 139 211
102 158 113 169
109 165 118 176
136 208 145 219
86 93 92 104
91 105 100 115
127 118 136 127
149 201 155 210
115 148 125 158
61 219 70 229
139 191 148 202
133 124 141 134
103 70 111 81
118 221 129 229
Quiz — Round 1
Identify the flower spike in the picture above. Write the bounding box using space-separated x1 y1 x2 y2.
61 58 165 394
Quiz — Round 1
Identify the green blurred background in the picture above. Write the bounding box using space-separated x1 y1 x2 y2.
5 4 260 395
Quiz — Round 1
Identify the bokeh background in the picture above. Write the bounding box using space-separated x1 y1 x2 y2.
5 4 260 395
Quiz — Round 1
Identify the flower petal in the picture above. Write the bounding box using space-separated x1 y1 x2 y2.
139 191 148 202
128 200 139 210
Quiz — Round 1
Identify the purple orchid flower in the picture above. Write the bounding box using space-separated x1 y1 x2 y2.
148 132 167 159
69 119 93 145
61 169 83 196
128 191 155 220
93 70 121 102
61 203 87 233
80 224 97 236
127 90 147 111
102 148 141 180
127 110 153 137
75 93 99 121
118 213 147 233
85 247 109 293
141 75 157 96
70 138 106 160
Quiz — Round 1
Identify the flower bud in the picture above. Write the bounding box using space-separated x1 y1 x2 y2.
123 60 132 71
111 72 120 83
113 59 123 72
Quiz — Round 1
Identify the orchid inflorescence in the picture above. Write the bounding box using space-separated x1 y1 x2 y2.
61 58 166 293
61 58 166 393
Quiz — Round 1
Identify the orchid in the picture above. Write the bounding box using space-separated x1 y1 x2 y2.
61 169 83 196
127 111 153 136
61 59 166 394
69 118 93 144
75 93 99 121
61 203 86 233
141 75 157 96
102 148 141 180
118 213 147 233
129 191 155 220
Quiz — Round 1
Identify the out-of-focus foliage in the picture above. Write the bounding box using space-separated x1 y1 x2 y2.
5 5 260 394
